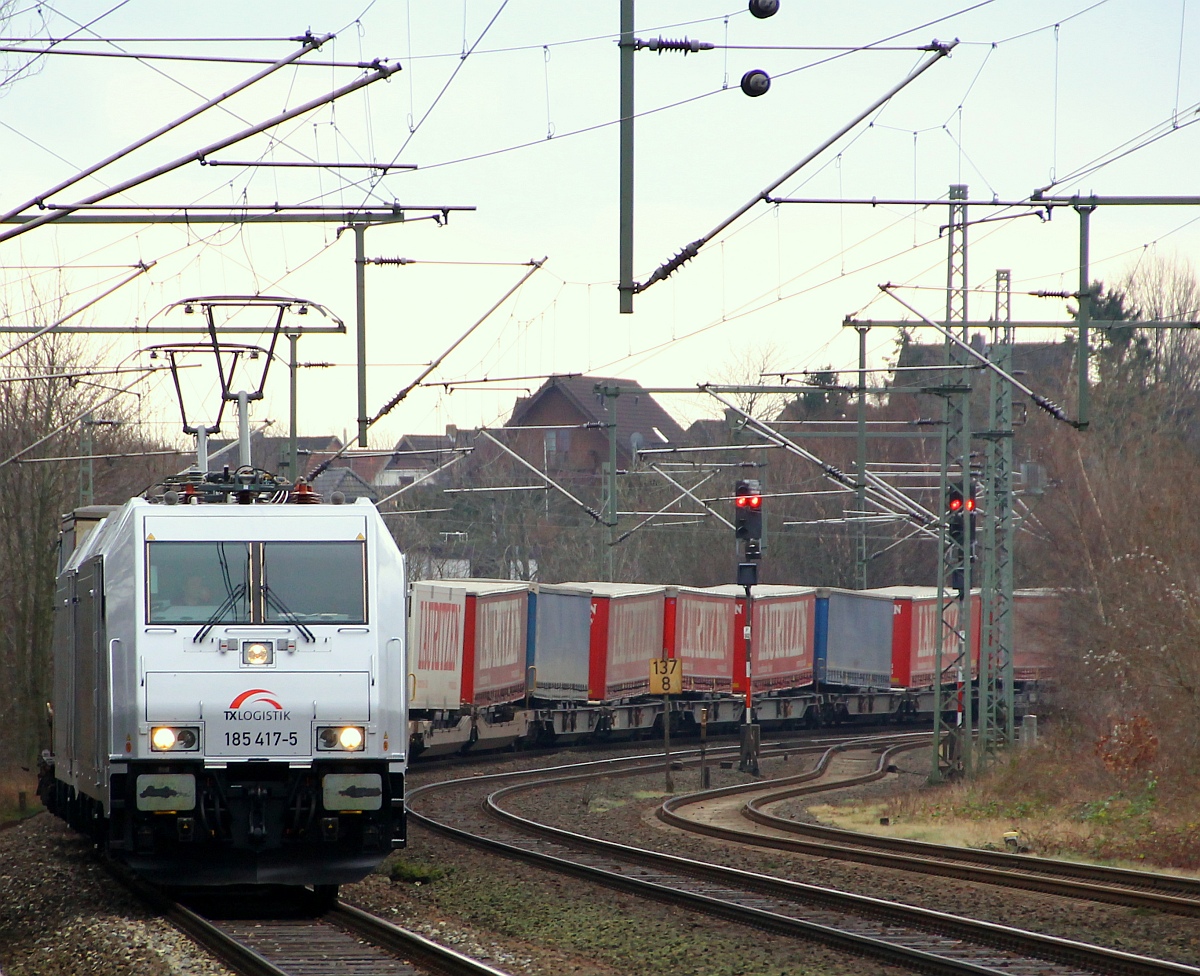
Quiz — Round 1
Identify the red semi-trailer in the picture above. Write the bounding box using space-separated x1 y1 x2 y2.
663 586 736 695
701 584 818 695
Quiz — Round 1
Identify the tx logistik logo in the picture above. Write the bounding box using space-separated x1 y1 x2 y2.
226 688 291 721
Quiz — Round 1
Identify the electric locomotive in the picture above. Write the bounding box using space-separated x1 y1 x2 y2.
38 468 408 889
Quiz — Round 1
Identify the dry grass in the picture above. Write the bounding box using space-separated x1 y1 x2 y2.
813 730 1200 876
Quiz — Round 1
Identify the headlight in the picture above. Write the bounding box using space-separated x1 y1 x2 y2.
316 725 365 752
150 726 200 752
242 640 274 666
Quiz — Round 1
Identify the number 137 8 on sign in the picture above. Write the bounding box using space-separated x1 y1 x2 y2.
650 658 682 695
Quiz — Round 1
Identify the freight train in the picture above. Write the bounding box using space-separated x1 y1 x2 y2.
37 469 409 893
35 471 1057 888
406 578 1058 758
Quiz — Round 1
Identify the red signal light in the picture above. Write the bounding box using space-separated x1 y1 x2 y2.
964 497 976 512
948 497 963 513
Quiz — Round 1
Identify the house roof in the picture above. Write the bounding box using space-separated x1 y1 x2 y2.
507 374 686 459
384 433 456 470
397 433 455 453
208 431 397 483
894 337 1074 395
205 432 341 477
310 465 378 501
682 417 730 447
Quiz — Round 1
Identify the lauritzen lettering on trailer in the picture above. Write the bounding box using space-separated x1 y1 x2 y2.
469 594 526 705
409 583 467 709
753 599 814 687
569 583 666 700
679 599 729 660
666 588 735 694
417 602 460 672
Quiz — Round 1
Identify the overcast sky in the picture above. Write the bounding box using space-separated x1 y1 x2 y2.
0 1 1196 449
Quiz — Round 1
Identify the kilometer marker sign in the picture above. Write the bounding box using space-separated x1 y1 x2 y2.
650 658 682 696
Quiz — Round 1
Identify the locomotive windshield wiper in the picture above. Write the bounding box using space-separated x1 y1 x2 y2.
261 585 316 643
193 582 247 643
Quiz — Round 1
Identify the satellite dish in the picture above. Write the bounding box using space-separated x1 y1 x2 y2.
630 431 644 456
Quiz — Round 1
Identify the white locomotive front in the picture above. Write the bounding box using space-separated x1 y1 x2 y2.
40 479 408 889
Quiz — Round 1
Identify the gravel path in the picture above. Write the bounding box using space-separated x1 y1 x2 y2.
0 816 233 976
4 742 1199 976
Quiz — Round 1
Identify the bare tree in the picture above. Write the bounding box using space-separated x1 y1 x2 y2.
1026 259 1200 777
1115 254 1200 431
0 333 121 765
714 342 792 422
0 2 49 92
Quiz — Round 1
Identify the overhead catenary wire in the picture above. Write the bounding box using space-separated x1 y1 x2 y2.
108 0 998 263
0 261 155 361
372 0 511 180
0 44 389 68
634 42 958 296
380 0 1007 181
2 0 1154 451
0 32 335 225
0 57 402 244
0 367 162 470
307 259 546 480
613 467 723 545
312 0 1113 362
475 428 602 522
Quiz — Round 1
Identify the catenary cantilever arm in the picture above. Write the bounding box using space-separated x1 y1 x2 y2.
634 41 956 295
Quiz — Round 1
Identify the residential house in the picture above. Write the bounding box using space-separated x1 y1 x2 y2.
502 374 686 479
376 430 459 488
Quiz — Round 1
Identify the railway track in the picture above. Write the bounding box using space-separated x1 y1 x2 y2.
407 736 1200 976
119 872 514 976
660 739 1200 916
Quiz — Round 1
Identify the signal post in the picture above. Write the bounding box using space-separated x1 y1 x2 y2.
735 479 763 775
651 657 682 792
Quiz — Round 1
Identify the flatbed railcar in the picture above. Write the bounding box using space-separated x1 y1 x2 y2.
405 578 1058 755
38 472 408 888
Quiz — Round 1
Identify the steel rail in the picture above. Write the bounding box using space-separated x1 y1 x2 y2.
408 742 1200 976
330 903 513 976
661 742 1200 915
115 863 512 976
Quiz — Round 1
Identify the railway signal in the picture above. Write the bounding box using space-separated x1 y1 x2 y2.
946 481 975 551
734 479 763 541
734 478 764 775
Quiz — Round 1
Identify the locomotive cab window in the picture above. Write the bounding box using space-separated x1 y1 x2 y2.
263 541 366 623
147 541 251 624
146 539 366 625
